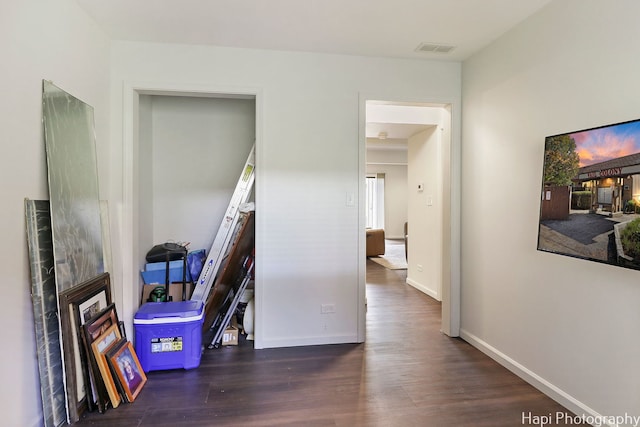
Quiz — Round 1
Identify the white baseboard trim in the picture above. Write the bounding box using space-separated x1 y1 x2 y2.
406 278 440 301
459 329 615 427
258 333 359 349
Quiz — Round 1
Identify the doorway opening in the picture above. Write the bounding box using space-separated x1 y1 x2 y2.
121 84 262 346
363 99 454 336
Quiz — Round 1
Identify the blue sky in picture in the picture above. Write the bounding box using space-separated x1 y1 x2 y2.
573 120 640 167
570 120 640 167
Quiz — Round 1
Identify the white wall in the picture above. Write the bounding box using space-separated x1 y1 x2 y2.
407 127 443 300
145 95 255 253
462 0 640 420
366 148 407 238
110 42 461 349
1 2 110 426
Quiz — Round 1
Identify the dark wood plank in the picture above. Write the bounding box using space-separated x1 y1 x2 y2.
202 211 255 333
76 258 585 426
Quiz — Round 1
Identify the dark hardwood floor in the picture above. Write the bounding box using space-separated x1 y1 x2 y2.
77 259 583 426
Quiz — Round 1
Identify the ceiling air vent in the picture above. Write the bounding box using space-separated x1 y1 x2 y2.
415 42 456 54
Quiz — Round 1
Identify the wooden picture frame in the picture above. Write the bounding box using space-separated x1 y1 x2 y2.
104 338 128 401
58 272 111 422
82 303 119 413
90 323 122 409
106 340 147 402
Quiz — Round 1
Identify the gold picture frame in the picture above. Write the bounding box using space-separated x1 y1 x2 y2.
106 340 147 402
90 323 122 409
82 303 119 412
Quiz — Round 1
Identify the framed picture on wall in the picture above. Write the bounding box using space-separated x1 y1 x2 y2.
537 118 640 271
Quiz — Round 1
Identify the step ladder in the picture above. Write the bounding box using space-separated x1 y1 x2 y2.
190 144 255 303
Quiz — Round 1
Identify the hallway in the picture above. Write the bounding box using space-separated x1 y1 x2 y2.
76 260 582 426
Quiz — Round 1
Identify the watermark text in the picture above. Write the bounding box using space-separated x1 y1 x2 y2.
522 411 640 427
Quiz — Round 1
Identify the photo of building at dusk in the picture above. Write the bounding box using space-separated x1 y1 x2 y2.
573 120 640 214
538 119 640 269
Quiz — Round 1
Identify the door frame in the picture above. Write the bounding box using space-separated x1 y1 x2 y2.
120 81 264 346
358 94 460 340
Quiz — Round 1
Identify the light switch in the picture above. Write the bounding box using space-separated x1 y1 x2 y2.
346 192 355 207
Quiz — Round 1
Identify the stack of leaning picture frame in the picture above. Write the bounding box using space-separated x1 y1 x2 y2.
27 199 149 425
59 272 148 421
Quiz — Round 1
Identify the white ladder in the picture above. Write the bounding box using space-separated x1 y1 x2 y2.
190 144 255 302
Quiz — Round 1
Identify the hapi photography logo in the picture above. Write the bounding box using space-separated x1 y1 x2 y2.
522 411 640 427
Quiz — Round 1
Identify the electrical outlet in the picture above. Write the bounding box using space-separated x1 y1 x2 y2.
321 303 336 314
417 264 423 272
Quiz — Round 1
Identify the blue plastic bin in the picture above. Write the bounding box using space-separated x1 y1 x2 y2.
141 260 191 284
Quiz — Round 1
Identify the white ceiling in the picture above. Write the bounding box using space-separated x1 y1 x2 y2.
74 0 551 62
366 102 442 150
366 122 433 140
74 0 551 149
366 123 434 151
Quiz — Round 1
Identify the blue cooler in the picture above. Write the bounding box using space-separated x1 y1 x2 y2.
134 301 204 372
